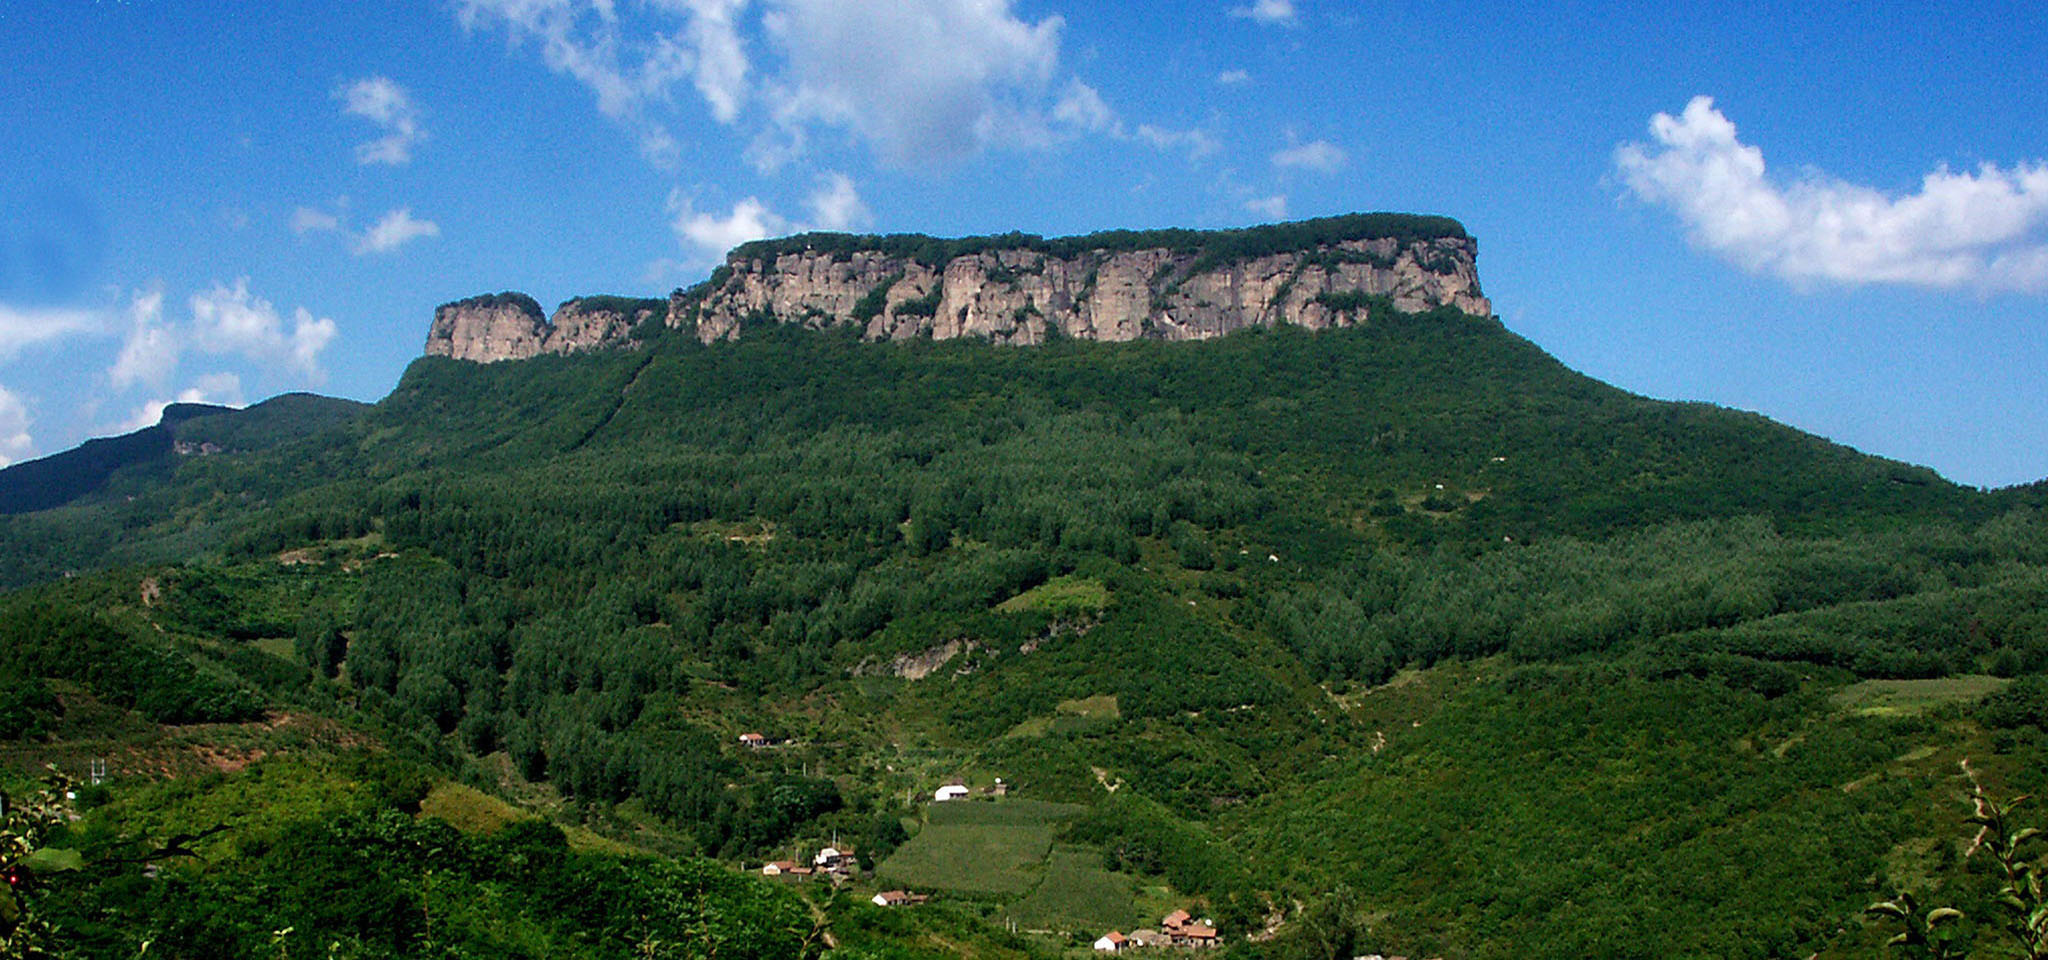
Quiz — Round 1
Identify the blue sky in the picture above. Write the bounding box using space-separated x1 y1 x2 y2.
3 0 2046 487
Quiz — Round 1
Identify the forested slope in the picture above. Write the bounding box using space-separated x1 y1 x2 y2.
4 308 2046 959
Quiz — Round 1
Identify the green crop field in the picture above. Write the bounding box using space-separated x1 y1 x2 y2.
1005 845 1139 933
874 799 1086 895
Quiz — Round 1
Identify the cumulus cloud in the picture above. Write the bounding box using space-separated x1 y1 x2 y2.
118 373 245 434
355 208 441 255
1273 139 1346 173
337 76 426 165
189 279 338 380
1216 69 1251 86
669 191 790 265
1246 195 1288 219
290 206 342 236
459 0 704 165
763 0 1065 164
806 172 871 231
1617 96 2048 292
659 0 750 122
109 287 179 391
0 302 101 362
0 383 32 467
1229 0 1297 26
1052 79 1117 135
462 0 1186 169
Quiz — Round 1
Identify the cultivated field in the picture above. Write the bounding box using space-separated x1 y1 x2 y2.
1005 844 1139 932
874 798 1087 895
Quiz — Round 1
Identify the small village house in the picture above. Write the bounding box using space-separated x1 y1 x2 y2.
872 890 929 907
1093 931 1128 952
933 782 971 802
737 732 768 748
813 845 856 872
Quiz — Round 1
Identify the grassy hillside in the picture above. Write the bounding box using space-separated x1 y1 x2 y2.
3 313 2045 958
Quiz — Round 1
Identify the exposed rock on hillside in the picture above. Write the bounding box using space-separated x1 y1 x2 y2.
423 214 1493 360
424 293 661 363
676 213 1491 344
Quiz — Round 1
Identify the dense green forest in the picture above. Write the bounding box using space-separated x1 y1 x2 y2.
3 306 2045 958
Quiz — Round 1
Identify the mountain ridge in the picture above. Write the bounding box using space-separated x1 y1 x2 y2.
424 213 1491 362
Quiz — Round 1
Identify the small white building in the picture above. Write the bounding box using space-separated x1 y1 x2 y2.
1093 931 1128 952
933 784 971 802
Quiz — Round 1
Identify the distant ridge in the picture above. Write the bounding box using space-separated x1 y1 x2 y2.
0 393 368 514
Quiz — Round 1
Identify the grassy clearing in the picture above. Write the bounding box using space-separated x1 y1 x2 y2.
1831 675 2008 716
420 782 527 834
875 799 1087 895
1005 844 1138 933
995 575 1109 616
418 781 642 855
1056 695 1119 719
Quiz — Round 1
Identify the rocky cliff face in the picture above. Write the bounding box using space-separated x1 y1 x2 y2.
676 217 1490 345
424 294 660 363
424 215 1494 360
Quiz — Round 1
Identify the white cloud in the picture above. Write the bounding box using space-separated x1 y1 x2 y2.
1134 123 1221 161
669 191 789 265
762 0 1065 164
337 76 426 165
1229 0 1297 26
1617 96 2048 292
109 287 179 391
0 384 32 467
0 302 101 362
1246 195 1288 219
661 0 750 123
1216 69 1250 86
1273 139 1346 173
118 373 246 434
806 172 871 231
354 208 441 255
189 279 338 380
1052 79 1117 134
458 0 701 165
291 206 342 236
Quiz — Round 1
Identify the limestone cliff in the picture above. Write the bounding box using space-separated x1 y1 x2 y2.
424 214 1493 360
674 213 1491 344
424 293 661 363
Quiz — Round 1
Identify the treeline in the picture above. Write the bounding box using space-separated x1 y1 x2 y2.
726 211 1468 269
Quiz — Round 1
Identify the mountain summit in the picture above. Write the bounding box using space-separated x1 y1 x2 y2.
424 213 1491 362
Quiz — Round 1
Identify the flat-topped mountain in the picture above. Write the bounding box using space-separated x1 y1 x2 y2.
424 213 1491 361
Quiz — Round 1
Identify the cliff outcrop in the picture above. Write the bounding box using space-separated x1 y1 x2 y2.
424 214 1493 361
676 213 1490 344
424 293 661 363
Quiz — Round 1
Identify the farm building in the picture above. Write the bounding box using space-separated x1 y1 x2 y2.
813 845 855 871
737 732 768 748
871 890 929 907
1093 931 1128 952
933 783 971 802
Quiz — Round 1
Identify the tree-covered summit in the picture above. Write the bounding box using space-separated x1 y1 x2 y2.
725 211 1470 268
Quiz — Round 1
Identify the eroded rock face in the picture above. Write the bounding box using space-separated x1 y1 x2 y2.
424 294 661 363
424 295 551 363
678 234 1491 345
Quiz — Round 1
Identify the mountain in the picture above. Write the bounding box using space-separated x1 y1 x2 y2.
0 393 369 515
3 215 2044 960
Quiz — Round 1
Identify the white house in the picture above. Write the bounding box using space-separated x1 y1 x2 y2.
1093 931 1128 952
933 784 971 802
